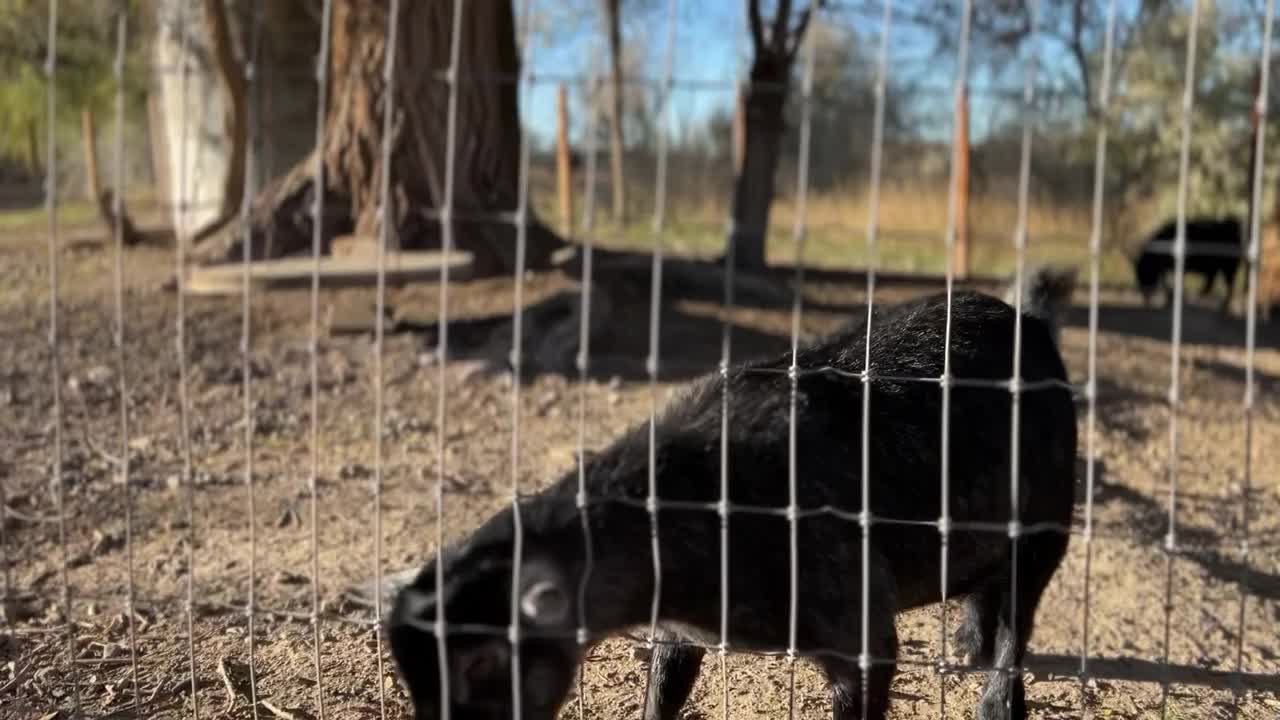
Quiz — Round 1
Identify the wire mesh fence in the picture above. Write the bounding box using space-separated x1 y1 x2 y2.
2 0 1279 719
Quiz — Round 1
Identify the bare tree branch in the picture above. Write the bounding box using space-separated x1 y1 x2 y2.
747 0 766 53
772 0 794 51
788 2 823 60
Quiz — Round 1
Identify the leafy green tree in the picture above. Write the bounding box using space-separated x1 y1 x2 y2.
0 0 149 180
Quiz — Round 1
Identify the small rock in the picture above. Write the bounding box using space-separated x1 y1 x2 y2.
339 464 371 480
1 596 42 623
275 571 309 586
535 391 559 417
276 505 300 529
90 529 123 556
85 365 114 385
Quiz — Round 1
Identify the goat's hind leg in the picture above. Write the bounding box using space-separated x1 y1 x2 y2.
642 628 705 720
823 555 899 720
975 531 1069 720
953 584 1001 666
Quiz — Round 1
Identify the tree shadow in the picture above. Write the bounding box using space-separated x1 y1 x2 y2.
1059 301 1280 350
1020 652 1280 693
1084 460 1280 604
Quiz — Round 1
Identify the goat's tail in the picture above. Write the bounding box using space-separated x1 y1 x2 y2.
1002 264 1079 342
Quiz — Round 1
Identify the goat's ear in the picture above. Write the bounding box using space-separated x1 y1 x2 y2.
518 557 572 628
391 586 439 634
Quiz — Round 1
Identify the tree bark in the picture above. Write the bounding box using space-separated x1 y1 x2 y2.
729 0 816 271
82 107 144 246
731 57 788 270
191 0 249 244
604 0 626 223
200 0 565 277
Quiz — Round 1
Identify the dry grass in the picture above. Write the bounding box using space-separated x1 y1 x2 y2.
537 179 1140 284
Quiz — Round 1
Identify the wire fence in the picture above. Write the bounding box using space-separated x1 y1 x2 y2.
4 0 1279 719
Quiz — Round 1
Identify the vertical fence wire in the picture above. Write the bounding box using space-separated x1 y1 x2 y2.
1160 2 1202 715
937 1 973 715
507 0 539 717
43 0 78 712
240 4 265 715
1004 4 1040 713
574 51 603 720
717 5 749 718
1234 1 1274 713
784 17 819 720
434 1 468 717
173 2 201 712
576 46 609 720
307 1 336 716
1079 0 1119 693
109 4 141 711
372 1 404 718
859 1 893 716
640 2 679 717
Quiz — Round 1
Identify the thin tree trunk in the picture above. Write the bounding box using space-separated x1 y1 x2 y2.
191 0 248 244
604 0 626 223
84 107 143 245
146 92 171 200
729 0 815 272
27 119 42 177
82 108 101 203
730 56 789 270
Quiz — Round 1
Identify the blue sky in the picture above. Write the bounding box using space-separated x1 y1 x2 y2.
512 0 1254 148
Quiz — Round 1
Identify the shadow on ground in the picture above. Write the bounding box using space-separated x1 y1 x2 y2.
1081 456 1280 608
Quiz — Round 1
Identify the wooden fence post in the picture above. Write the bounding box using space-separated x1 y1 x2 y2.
556 84 574 237
954 85 971 280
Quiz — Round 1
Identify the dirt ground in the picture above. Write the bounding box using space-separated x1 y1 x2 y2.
2 224 1279 720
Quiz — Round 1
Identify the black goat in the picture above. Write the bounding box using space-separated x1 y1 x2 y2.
388 280 1077 720
1132 217 1242 312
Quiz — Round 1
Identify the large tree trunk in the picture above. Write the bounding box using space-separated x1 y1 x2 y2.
191 0 248 244
200 0 565 276
728 0 815 272
604 0 626 224
730 51 789 271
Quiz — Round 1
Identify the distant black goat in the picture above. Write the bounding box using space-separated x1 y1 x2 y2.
1132 217 1242 312
388 280 1078 720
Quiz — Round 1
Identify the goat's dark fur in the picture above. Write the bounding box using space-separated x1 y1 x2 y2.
1132 217 1242 312
388 288 1078 720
